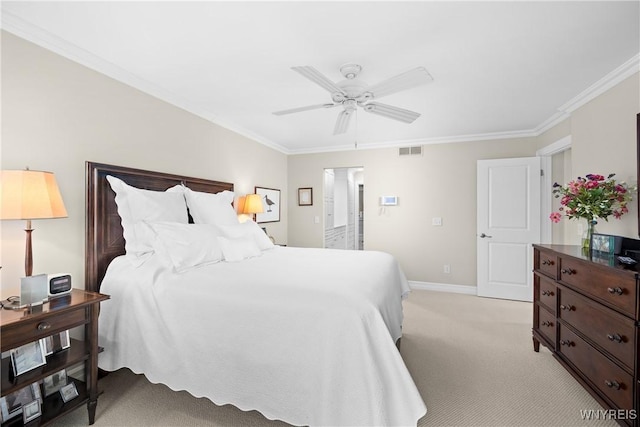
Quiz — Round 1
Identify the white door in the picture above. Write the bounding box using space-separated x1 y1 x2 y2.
477 157 541 301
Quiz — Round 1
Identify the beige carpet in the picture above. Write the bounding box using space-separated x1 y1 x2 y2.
52 290 618 426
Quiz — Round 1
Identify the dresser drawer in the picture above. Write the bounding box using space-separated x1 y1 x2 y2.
536 274 557 313
558 286 636 371
535 248 558 279
558 256 637 318
1 309 86 351
559 324 633 410
535 305 556 346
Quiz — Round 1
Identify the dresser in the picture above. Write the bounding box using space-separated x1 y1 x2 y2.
1 290 109 426
533 244 639 425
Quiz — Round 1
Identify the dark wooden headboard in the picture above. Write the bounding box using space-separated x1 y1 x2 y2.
85 161 234 292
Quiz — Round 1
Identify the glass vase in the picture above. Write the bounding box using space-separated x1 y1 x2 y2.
581 219 597 251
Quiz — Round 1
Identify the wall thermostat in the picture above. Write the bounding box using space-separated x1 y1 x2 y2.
380 196 398 206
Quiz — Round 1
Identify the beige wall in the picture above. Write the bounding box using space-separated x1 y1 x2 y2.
287 138 539 286
569 74 640 239
0 32 288 297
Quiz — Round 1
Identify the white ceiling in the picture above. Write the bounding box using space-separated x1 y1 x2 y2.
2 1 639 154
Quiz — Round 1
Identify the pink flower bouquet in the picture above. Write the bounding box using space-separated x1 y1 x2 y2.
550 173 632 223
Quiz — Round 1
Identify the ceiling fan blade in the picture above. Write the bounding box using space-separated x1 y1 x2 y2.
292 66 345 96
273 103 337 116
333 110 353 135
363 102 421 123
367 67 433 99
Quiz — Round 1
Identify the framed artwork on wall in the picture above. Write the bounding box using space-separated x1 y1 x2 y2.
298 188 313 206
255 187 281 223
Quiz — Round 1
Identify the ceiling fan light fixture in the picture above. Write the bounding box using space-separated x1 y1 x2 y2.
275 63 430 133
344 99 357 111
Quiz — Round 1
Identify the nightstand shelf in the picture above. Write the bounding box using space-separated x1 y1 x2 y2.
1 339 87 397
1 378 88 427
0 290 109 426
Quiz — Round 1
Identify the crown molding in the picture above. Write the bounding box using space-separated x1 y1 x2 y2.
533 111 571 136
557 53 640 114
2 10 637 156
289 129 540 155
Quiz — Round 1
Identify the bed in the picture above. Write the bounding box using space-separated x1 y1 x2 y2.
85 161 426 426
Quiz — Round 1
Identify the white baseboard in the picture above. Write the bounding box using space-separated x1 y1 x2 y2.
408 281 477 295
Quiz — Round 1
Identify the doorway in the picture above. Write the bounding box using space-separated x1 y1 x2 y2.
324 167 364 250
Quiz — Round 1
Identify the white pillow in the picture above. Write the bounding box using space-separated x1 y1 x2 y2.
184 187 239 226
217 221 274 251
145 222 223 273
217 236 261 262
107 175 188 266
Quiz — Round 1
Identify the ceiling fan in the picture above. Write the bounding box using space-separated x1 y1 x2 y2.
273 63 433 135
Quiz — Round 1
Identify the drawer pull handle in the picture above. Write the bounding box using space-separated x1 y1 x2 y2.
607 333 623 343
541 321 552 327
561 268 576 276
541 260 554 266
541 290 554 296
607 287 624 295
560 304 574 311
560 340 574 347
604 380 621 390
37 322 51 331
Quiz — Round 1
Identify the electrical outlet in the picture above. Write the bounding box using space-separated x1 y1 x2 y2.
444 264 450 274
432 217 442 226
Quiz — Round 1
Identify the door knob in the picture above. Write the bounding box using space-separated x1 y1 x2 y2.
479 233 493 238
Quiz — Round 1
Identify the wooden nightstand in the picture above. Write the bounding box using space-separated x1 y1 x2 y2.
0 289 109 426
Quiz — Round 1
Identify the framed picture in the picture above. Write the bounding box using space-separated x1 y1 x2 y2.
0 383 41 421
298 188 313 206
43 369 68 397
60 382 79 403
22 400 41 423
41 330 71 356
591 233 623 255
255 187 281 223
10 341 46 376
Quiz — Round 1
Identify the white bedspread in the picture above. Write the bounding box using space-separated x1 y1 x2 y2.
98 246 426 426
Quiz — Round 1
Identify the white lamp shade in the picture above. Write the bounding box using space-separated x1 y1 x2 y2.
1 170 68 220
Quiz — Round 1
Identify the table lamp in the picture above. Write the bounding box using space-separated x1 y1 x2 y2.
242 193 264 221
1 169 68 276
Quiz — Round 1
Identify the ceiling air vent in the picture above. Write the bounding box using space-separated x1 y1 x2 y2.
398 146 422 156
